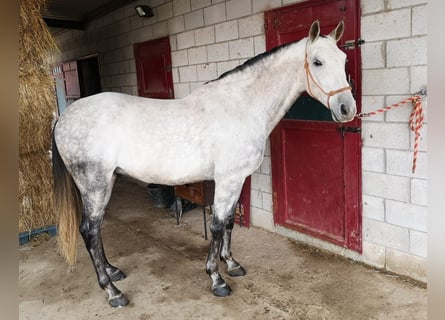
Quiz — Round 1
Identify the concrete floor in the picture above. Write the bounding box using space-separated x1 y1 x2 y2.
19 177 426 320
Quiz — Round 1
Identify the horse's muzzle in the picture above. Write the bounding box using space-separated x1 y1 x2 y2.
330 92 356 123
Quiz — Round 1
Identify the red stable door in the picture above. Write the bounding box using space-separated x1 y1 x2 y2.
267 0 362 252
134 37 174 99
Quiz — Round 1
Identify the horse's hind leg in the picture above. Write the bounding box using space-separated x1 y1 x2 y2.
220 206 246 277
77 170 128 307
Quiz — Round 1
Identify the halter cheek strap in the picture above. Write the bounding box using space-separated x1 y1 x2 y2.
304 45 352 109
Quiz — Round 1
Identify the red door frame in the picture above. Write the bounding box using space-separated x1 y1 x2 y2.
266 0 362 252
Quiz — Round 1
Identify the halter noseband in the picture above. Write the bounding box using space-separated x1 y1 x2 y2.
303 42 351 109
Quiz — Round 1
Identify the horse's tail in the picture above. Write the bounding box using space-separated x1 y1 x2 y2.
52 128 82 266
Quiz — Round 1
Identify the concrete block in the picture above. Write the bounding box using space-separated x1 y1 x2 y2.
172 67 179 83
412 5 427 36
410 230 427 258
172 0 191 16
361 9 411 42
226 0 252 20
411 178 427 206
151 0 168 7
411 65 427 94
215 20 238 42
177 30 195 49
217 60 240 76
360 0 384 15
191 0 211 10
204 3 226 25
171 49 189 67
254 35 266 55
362 68 410 95
157 2 173 21
361 95 385 122
386 199 427 232
250 188 263 208
185 9 204 30
130 15 144 30
211 0 225 4
260 155 271 175
386 248 427 282
362 171 410 202
143 14 158 27
388 0 427 9
387 37 427 67
362 240 386 268
190 81 205 91
168 15 185 34
169 35 177 51
386 149 427 178
252 0 282 13
207 42 229 62
385 95 413 123
153 21 169 38
197 63 217 81
174 83 191 98
363 195 385 221
265 138 271 156
238 14 264 38
229 38 254 59
195 26 215 46
361 122 410 149
250 207 275 232
262 191 273 212
361 41 385 69
188 46 207 64
252 173 272 194
363 217 409 252
179 65 198 82
138 25 153 41
362 146 385 173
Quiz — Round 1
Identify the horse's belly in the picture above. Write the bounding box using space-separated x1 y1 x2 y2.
117 148 213 185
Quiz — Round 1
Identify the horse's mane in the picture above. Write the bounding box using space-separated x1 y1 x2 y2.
208 40 300 83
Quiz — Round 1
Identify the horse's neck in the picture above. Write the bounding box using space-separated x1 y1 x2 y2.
206 40 308 135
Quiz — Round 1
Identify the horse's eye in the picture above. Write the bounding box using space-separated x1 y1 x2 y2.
313 59 323 67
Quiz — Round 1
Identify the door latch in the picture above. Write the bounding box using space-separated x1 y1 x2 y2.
339 126 361 137
340 38 365 50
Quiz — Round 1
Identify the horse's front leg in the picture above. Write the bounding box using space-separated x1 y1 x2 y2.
205 178 244 297
219 206 246 277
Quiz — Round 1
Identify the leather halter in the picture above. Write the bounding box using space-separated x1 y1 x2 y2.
303 42 351 109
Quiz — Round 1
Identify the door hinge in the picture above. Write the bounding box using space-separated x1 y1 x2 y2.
340 38 365 50
339 126 361 137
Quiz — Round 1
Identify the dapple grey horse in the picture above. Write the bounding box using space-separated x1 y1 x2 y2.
52 20 355 307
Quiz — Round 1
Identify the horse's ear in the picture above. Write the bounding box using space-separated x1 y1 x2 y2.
308 20 320 42
329 20 344 42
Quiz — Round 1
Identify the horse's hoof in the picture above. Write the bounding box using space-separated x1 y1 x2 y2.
212 283 232 297
228 264 246 277
109 270 126 282
108 294 129 307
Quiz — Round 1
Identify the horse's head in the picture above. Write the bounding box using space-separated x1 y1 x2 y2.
304 20 356 122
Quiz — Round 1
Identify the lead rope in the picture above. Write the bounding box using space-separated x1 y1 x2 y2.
356 89 426 173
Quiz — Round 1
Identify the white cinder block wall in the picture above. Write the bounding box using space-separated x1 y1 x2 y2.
52 0 427 282
360 0 427 281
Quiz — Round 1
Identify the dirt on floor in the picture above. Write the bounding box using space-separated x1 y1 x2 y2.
19 177 427 320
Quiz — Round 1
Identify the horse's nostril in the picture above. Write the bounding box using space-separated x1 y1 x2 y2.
340 104 348 116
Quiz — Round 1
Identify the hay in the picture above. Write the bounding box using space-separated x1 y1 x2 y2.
19 0 59 233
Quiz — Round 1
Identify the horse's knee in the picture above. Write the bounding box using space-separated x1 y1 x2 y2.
210 217 225 240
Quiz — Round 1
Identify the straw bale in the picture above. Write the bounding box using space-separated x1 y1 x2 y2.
19 151 55 233
19 0 59 232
